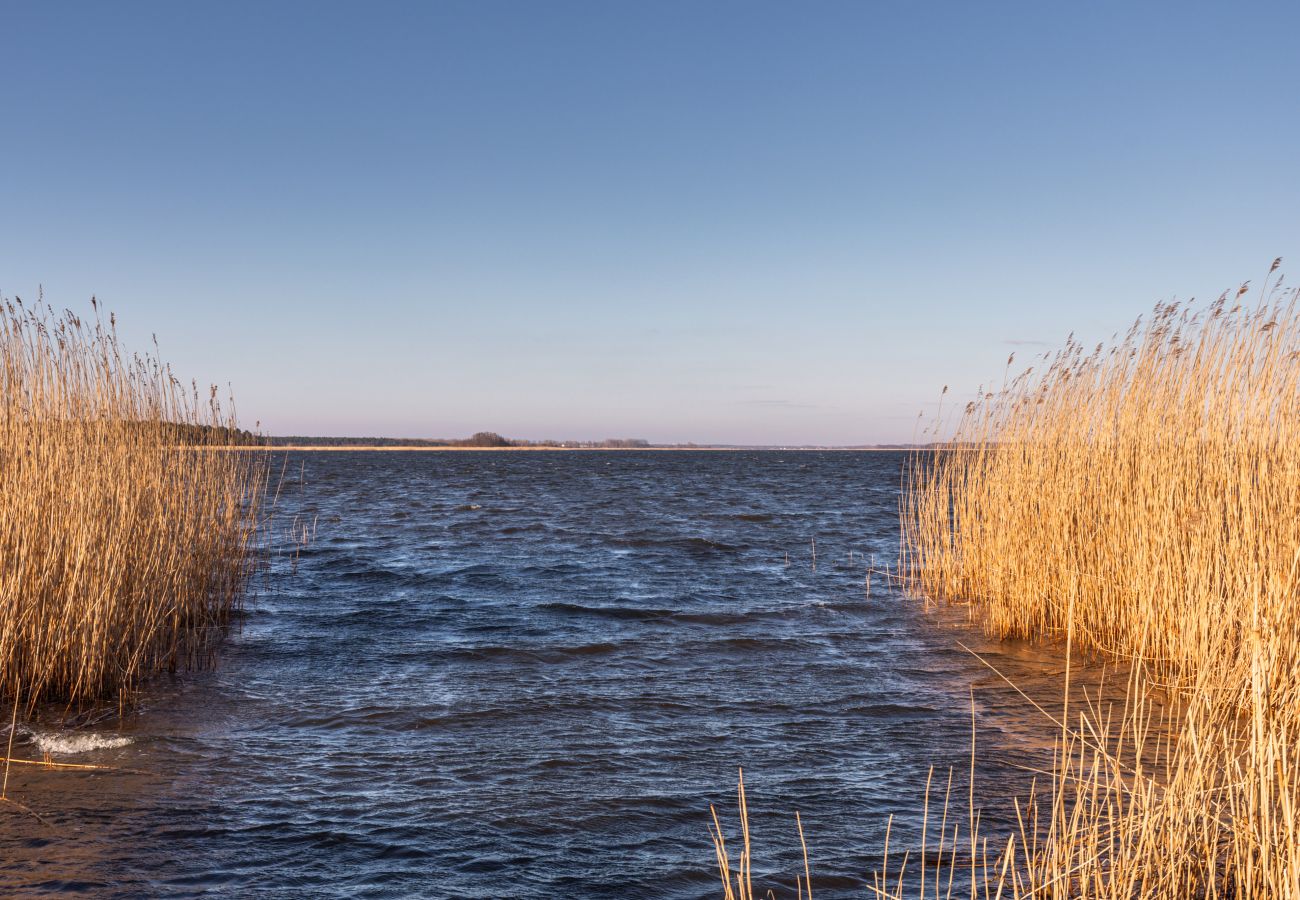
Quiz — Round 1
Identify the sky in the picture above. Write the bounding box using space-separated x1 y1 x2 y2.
3 1 1298 444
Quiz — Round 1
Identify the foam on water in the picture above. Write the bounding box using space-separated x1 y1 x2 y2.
25 728 134 755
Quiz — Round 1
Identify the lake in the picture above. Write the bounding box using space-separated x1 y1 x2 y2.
0 451 1069 898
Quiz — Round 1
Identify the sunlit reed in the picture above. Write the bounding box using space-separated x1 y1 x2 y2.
0 296 267 707
716 263 1300 896
894 261 1300 895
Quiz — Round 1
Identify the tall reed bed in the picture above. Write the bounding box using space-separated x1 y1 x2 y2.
0 296 267 707
715 265 1300 896
893 265 1300 895
904 266 1300 694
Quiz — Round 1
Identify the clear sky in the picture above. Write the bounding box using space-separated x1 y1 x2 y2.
3 1 1298 444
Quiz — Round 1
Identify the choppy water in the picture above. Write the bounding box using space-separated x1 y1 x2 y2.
0 451 1073 898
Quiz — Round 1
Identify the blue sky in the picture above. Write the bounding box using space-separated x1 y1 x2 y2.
3 1 1297 443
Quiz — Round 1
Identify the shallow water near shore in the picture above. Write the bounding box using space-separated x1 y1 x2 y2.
0 451 1074 898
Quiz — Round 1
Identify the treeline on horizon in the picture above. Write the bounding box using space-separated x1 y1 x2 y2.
13 420 263 446
23 424 933 450
265 431 932 449
266 432 654 448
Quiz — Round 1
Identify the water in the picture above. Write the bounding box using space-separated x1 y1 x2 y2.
0 451 1072 898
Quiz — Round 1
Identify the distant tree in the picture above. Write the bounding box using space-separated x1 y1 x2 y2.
462 431 512 447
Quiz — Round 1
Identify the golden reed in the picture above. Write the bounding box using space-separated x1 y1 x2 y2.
715 263 1300 896
0 297 267 707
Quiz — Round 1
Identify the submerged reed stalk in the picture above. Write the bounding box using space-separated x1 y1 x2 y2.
0 296 267 707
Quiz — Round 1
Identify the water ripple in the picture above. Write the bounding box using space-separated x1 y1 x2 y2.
0 451 1069 898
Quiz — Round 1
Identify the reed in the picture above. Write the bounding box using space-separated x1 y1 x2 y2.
0 296 267 707
894 262 1300 895
715 264 1300 896
904 263 1300 692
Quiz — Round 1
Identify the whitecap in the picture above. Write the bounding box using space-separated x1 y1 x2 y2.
25 729 133 755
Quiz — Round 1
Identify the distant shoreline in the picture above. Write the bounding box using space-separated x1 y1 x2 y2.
213 445 917 452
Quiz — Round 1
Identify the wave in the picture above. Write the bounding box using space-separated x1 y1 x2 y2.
671 610 769 625
519 562 582 575
438 641 622 661
538 601 787 628
23 727 133 755
437 563 504 578
538 601 675 621
607 535 743 554
696 635 812 652
335 568 416 584
498 523 549 535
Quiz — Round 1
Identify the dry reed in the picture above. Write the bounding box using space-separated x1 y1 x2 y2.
715 263 1300 896
0 295 267 708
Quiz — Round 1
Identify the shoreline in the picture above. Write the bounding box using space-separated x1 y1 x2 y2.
212 445 914 452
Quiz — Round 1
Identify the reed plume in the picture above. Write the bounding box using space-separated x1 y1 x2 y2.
0 296 267 707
